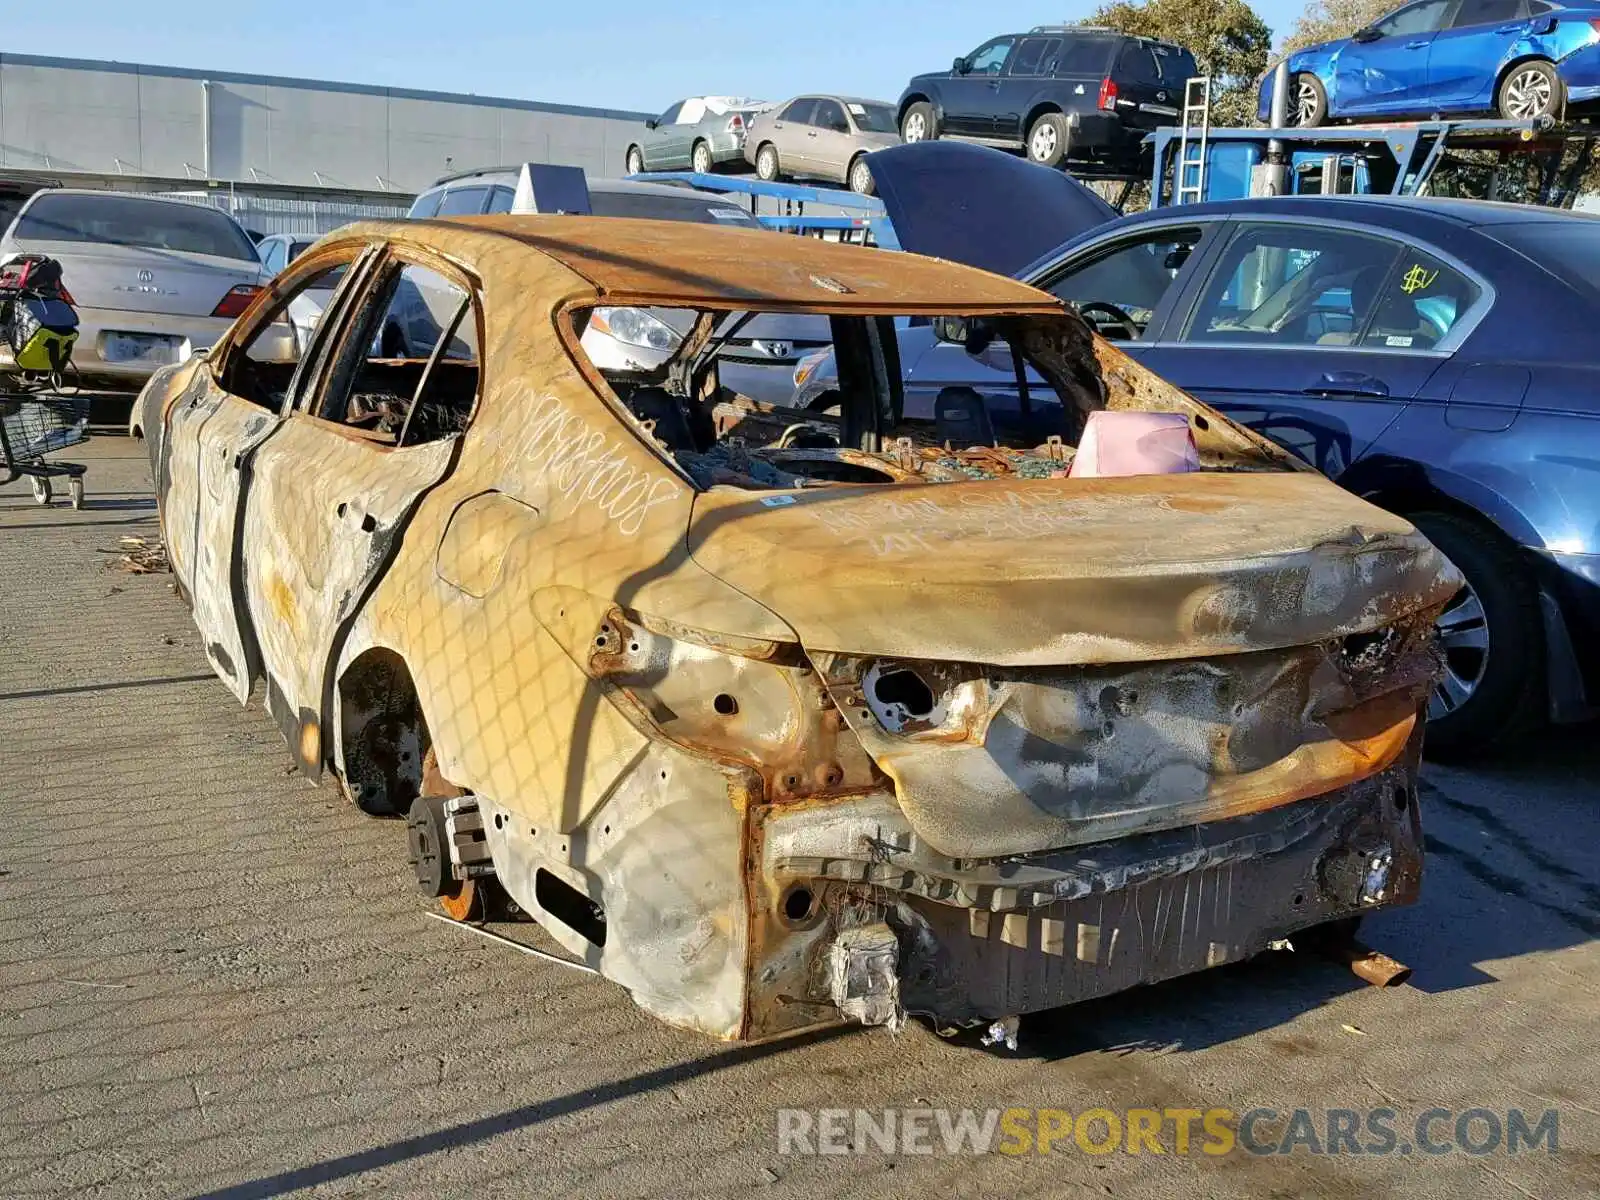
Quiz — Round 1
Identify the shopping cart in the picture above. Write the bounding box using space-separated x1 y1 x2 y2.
0 390 89 508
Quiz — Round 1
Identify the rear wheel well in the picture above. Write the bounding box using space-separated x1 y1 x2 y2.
898 93 931 124
1025 102 1063 132
336 647 430 817
1494 55 1559 100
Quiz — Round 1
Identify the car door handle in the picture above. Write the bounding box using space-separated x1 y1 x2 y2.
1494 23 1522 32
807 130 817 137
1302 372 1389 398
1405 39 1429 48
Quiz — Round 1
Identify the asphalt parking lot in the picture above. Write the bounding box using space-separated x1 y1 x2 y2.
2 433 1597 1200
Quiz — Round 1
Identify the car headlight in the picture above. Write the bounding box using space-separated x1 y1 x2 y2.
590 306 683 352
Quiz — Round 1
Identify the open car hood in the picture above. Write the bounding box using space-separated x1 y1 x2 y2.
866 142 1120 277
687 470 1460 667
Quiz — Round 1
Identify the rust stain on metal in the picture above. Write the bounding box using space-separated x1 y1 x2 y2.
143 213 1461 1042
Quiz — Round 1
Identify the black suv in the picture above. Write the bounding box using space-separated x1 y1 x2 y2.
896 26 1198 169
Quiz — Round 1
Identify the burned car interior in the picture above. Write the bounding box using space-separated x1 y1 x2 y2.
574 297 1293 491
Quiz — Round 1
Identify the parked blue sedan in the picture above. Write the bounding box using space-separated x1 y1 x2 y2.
1259 0 1600 124
811 143 1598 757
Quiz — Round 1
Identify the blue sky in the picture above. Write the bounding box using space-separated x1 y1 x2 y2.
4 0 1307 114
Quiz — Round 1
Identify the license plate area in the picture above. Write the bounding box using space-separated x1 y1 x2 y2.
100 332 183 364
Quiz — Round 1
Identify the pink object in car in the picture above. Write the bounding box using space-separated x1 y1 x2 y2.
1069 411 1199 479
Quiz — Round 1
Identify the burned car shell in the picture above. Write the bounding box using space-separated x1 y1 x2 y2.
142 216 1459 1041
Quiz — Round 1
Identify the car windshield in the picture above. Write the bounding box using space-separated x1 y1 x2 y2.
850 103 898 133
589 191 760 226
12 193 260 261
1489 220 1600 298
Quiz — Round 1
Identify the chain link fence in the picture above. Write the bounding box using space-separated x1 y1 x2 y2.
161 189 413 238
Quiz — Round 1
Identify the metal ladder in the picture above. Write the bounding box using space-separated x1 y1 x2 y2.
1174 76 1213 205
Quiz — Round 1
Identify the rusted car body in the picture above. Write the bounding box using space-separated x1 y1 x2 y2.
136 215 1458 1041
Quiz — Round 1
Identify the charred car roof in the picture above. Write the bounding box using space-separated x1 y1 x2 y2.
331 214 1069 313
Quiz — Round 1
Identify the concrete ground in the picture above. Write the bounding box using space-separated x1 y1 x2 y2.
2 434 1597 1200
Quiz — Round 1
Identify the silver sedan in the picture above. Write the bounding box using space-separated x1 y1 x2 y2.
624 97 771 176
0 190 266 386
744 96 901 194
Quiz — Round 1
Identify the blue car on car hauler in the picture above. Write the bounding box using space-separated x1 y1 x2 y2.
829 143 1600 756
1265 0 1600 124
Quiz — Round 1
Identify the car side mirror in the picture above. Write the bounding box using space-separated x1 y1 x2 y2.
1164 246 1192 271
953 56 971 75
1352 26 1380 42
645 119 659 130
934 315 969 344
1532 15 1557 32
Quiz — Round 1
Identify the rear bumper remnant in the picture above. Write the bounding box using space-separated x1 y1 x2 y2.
746 727 1424 1036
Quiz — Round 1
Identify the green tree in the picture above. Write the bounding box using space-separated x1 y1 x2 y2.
1280 0 1394 55
1082 0 1273 125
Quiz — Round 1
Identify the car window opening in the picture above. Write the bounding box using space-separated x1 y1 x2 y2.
570 302 1241 490
317 262 480 446
226 257 481 447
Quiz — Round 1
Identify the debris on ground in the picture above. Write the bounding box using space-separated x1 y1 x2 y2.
106 536 169 574
981 1016 1021 1051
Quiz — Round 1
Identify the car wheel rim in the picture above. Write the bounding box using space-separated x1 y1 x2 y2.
694 146 710 172
628 151 642 173
1295 80 1319 124
1506 70 1553 117
1031 124 1057 160
1428 583 1490 721
851 161 870 190
905 113 925 141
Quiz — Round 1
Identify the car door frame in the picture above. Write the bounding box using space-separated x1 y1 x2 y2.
166 240 385 705
997 34 1063 141
1334 0 1459 116
770 97 817 173
1426 0 1533 109
943 36 1019 136
643 101 686 170
236 242 482 776
807 98 855 181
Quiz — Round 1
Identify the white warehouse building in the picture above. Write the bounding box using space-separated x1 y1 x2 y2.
0 52 654 195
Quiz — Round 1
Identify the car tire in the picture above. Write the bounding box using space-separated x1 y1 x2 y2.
847 154 876 195
901 101 938 143
756 142 781 181
1292 73 1328 126
1498 60 1562 120
626 145 644 175
1026 112 1070 168
1410 511 1545 760
692 140 714 174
